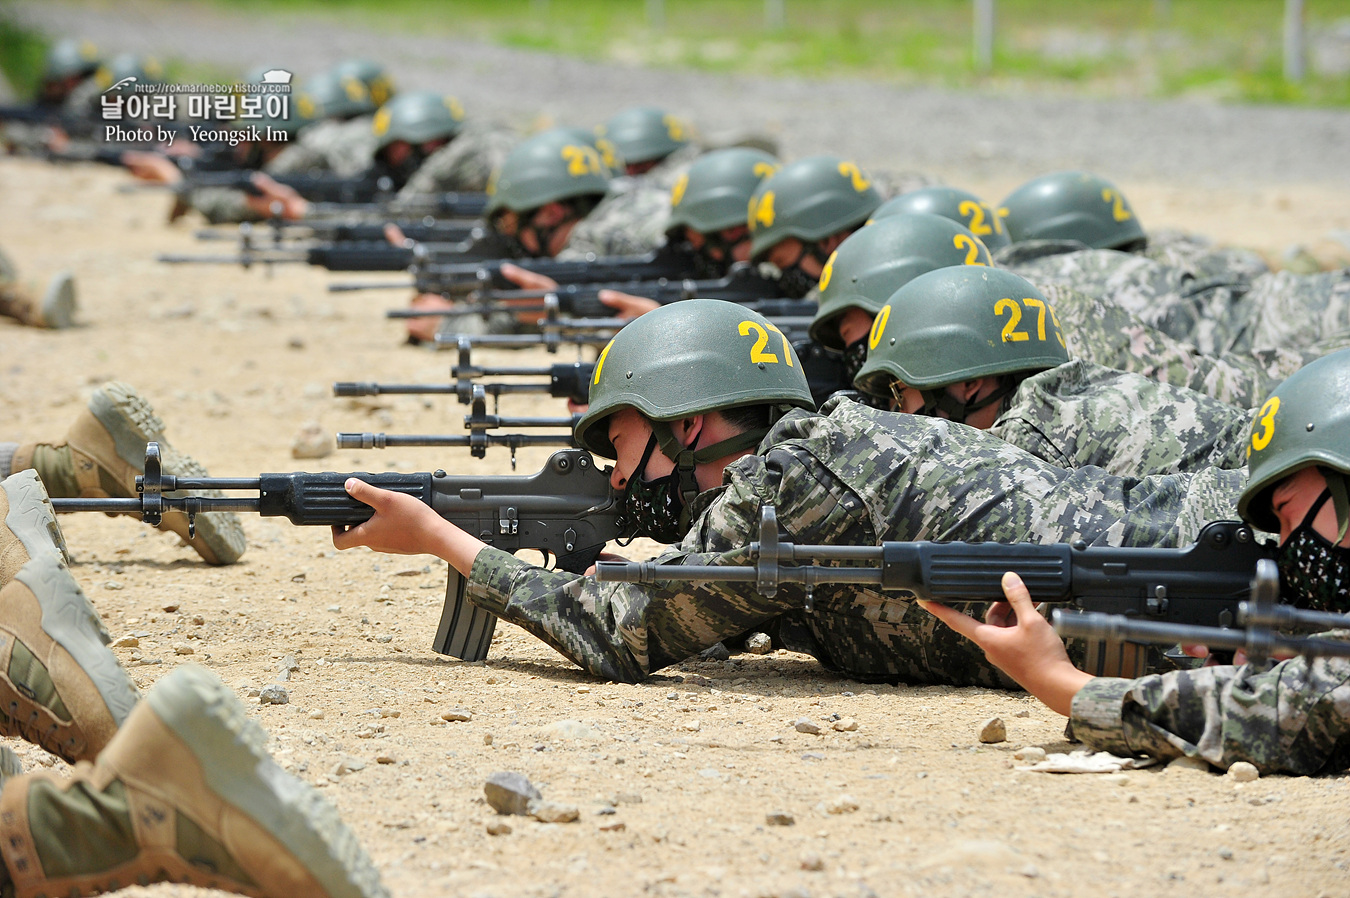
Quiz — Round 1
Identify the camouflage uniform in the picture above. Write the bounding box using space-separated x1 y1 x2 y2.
1071 648 1350 775
269 115 376 179
391 122 517 207
558 178 672 260
1143 228 1270 284
1043 283 1276 408
466 397 1245 684
990 360 1254 476
641 143 702 191
1216 268 1350 355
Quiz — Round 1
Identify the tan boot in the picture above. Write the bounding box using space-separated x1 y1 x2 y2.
0 471 69 589
0 552 139 764
14 381 247 565
0 664 387 898
0 273 76 330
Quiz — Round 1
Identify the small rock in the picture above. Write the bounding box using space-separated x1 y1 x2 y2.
612 792 643 805
832 717 858 732
440 708 473 722
483 734 494 746
823 794 859 815
1166 756 1212 773
279 655 299 672
1014 746 1047 763
191 614 205 626
161 603 179 613
978 717 1007 744
110 636 139 649
766 811 795 826
308 709 326 720
800 852 824 872
529 801 580 824
485 821 512 836
331 757 366 776
1227 761 1259 782
744 632 772 654
598 821 626 832
259 685 289 705
682 720 701 733
291 422 332 460
484 772 541 816
288 336 306 350
794 717 824 735
173 643 195 655
1014 709 1030 718
102 580 124 591
1218 847 1234 861
376 753 397 765
698 642 731 662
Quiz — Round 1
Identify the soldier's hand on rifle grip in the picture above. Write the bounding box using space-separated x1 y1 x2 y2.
331 478 488 577
405 293 458 343
499 263 559 292
918 572 1093 717
245 173 309 221
598 290 661 320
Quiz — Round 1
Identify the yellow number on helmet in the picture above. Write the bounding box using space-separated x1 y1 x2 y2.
868 305 891 351
818 251 837 292
752 161 780 179
1250 396 1280 454
593 340 616 385
670 173 689 207
300 94 320 121
444 96 465 120
952 234 989 266
838 162 871 193
594 138 618 170
561 145 601 178
1101 188 1132 223
663 114 688 142
342 76 368 102
748 191 776 230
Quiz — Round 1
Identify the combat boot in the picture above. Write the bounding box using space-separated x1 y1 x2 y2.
0 471 69 589
0 552 139 764
13 381 247 565
0 664 387 898
0 272 76 329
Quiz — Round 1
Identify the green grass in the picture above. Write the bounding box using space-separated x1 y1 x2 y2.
0 5 48 99
6 0 1350 107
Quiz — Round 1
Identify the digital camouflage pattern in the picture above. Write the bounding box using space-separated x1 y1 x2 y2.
990 359 1254 476
186 185 257 225
1142 228 1270 284
466 397 1244 684
558 178 672 260
1071 648 1350 775
640 143 702 191
1216 268 1350 355
269 116 376 179
391 121 518 204
1041 282 1276 408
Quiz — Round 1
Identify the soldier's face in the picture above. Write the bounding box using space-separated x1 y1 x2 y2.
836 308 874 348
1270 467 1349 547
766 238 825 279
607 408 674 490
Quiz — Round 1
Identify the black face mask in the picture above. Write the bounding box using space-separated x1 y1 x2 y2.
621 433 689 544
776 263 818 299
840 336 868 387
1278 489 1350 613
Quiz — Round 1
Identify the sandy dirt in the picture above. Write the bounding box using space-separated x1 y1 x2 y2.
4 154 1350 898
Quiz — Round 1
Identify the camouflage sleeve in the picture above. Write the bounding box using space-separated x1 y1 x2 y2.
1070 653 1350 775
558 183 671 260
188 187 262 224
265 141 333 176
1235 270 1350 355
392 125 515 208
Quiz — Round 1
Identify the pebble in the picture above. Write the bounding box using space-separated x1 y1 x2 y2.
744 632 772 655
191 614 205 626
682 720 702 732
1227 761 1259 782
794 717 824 735
279 655 299 672
823 794 859 815
376 753 397 765
259 685 289 705
800 852 824 872
698 642 731 661
440 708 473 722
102 581 124 591
291 421 332 459
598 821 626 832
1014 746 1047 763
173 643 194 655
308 710 325 720
161 603 179 613
110 636 139 649
612 791 643 805
1166 756 1212 773
978 717 1007 743
831 717 858 732
766 811 795 826
529 801 580 824
331 757 366 776
485 821 512 836
484 772 541 816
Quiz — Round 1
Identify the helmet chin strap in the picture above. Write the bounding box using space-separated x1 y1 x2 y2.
917 378 1017 425
650 419 770 521
1323 467 1350 544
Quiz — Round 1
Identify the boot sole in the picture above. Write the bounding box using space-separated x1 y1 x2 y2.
39 271 76 330
88 383 247 565
2 471 70 567
13 553 139 729
148 665 388 898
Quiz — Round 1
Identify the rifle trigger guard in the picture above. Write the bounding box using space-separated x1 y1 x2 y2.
756 506 781 599
139 442 165 526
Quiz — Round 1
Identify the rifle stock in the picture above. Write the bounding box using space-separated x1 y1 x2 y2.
50 443 624 661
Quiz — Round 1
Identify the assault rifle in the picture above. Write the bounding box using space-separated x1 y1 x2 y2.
157 229 512 270
335 360 594 407
595 505 1277 677
50 442 624 662
194 218 479 246
337 385 578 466
327 247 697 295
386 269 798 321
182 170 489 214
1053 559 1350 665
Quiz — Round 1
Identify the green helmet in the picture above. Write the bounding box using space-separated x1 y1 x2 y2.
296 69 373 121
95 53 165 91
372 90 465 150
664 148 779 237
871 186 1009 251
747 156 882 262
44 38 101 82
332 58 396 107
810 213 994 350
1237 348 1350 536
574 299 815 460
999 171 1147 250
597 107 692 166
854 266 1069 408
552 126 625 173
485 129 611 217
